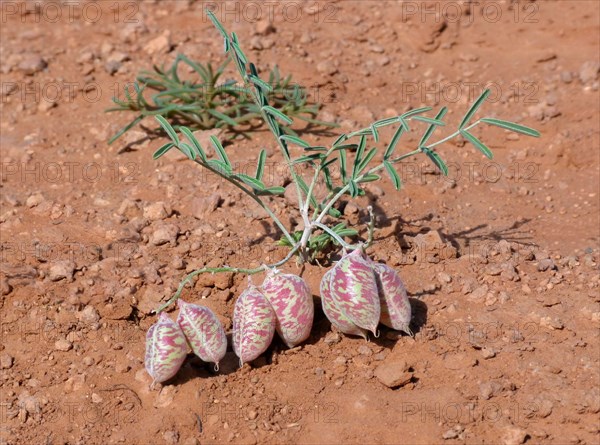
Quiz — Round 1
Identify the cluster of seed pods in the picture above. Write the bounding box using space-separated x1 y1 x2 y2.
145 253 405 381
145 302 227 384
233 270 314 366
320 248 412 338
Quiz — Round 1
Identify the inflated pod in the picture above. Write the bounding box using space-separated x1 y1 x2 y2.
261 270 314 348
145 312 188 384
176 300 227 370
232 285 276 366
371 262 413 335
320 267 368 339
327 249 381 336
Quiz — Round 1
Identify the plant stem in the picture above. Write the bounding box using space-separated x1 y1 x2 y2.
390 149 422 163
223 40 308 225
154 242 301 313
194 158 295 246
365 205 375 248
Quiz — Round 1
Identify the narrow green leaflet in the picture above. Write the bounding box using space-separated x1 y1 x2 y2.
480 118 540 137
262 106 293 125
153 142 174 160
179 143 196 160
321 157 338 170
230 38 248 65
334 226 359 238
412 116 446 127
460 130 493 159
279 134 310 148
328 208 342 218
383 160 401 190
370 124 379 142
460 89 490 129
357 173 381 183
248 75 273 92
419 107 448 148
357 147 378 175
402 107 433 119
398 117 410 132
332 134 348 147
292 154 323 165
352 135 367 178
348 180 359 197
339 148 347 183
384 125 405 160
255 149 266 180
422 148 448 176
372 116 400 128
206 10 228 39
208 109 239 126
303 146 328 152
209 135 231 167
179 126 207 162
155 115 179 145
236 173 266 190
207 159 232 175
108 115 143 145
322 166 333 191
256 186 286 196
331 144 358 151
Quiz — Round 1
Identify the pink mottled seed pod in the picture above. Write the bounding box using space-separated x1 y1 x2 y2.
232 285 276 366
145 312 188 384
371 262 413 335
176 300 227 370
261 270 314 348
328 249 381 336
320 268 367 339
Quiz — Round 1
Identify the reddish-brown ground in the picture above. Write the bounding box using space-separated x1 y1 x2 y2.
1 1 599 444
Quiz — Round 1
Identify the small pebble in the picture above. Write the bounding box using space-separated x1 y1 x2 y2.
54 339 73 352
0 353 14 369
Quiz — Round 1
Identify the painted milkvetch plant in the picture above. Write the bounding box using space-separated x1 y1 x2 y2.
136 10 539 375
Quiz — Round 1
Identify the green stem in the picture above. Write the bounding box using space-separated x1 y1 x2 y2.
223 40 307 227
390 148 422 163
314 181 351 224
195 159 295 245
154 242 301 313
303 167 321 217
